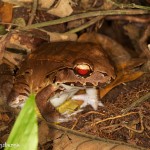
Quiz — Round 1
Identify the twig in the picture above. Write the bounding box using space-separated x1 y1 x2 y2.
93 112 138 125
24 9 150 30
71 111 105 129
121 92 150 114
107 0 150 11
123 110 144 133
27 0 38 25
65 16 103 33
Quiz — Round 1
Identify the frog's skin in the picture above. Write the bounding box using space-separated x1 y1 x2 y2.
6 41 115 122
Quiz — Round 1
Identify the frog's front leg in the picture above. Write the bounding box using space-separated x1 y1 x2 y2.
8 74 30 108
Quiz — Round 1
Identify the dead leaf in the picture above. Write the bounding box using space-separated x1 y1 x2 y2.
48 32 77 42
39 0 55 9
48 0 73 17
52 129 142 150
0 2 13 23
100 70 144 98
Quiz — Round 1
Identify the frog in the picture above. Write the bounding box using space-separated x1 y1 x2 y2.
5 41 116 122
1 33 145 122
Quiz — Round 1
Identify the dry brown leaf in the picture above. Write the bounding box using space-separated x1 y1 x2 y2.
0 2 13 23
100 70 144 98
48 32 77 42
48 0 73 17
39 0 55 9
52 129 142 150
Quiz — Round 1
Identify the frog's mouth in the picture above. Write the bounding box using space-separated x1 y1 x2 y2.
48 83 104 112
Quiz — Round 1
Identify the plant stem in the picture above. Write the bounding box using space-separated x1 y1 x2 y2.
24 9 150 30
27 0 38 25
65 16 103 33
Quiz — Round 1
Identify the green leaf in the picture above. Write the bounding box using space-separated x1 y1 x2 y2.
5 94 38 150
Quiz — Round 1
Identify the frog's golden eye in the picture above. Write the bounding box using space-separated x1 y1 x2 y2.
74 64 92 77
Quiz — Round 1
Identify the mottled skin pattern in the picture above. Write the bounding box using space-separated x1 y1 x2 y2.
4 41 116 122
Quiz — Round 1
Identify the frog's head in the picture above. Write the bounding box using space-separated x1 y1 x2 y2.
51 42 116 87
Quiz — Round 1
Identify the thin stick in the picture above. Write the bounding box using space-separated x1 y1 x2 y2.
65 16 103 33
1 17 103 34
122 92 150 114
24 9 150 30
27 0 38 25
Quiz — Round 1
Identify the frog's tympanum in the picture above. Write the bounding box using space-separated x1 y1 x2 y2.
1 33 145 122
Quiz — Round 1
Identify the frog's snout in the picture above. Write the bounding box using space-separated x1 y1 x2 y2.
7 90 28 108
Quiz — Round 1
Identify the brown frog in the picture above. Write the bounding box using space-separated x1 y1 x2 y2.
6 41 115 122
1 33 145 122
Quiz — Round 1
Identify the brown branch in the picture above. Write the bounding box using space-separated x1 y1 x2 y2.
65 16 104 33
71 111 105 129
27 0 38 25
93 112 138 125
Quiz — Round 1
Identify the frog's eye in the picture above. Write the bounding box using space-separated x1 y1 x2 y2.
74 64 92 77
